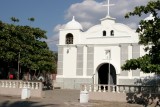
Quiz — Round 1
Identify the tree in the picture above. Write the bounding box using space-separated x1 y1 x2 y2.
10 17 19 23
28 17 35 22
28 17 35 25
0 20 56 79
122 0 160 73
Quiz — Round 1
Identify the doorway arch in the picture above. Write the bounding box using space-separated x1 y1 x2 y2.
97 63 116 85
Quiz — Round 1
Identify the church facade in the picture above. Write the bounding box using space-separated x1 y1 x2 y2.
56 3 153 89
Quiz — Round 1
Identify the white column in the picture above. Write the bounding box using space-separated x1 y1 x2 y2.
98 85 101 92
31 82 34 89
27 82 30 88
23 82 27 88
83 45 87 77
89 85 92 92
94 85 97 92
128 44 132 79
19 82 23 88
35 83 39 89
2 81 4 87
13 82 16 88
9 82 12 88
84 85 87 91
5 81 8 88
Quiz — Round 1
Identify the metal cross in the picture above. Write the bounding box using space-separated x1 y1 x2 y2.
103 0 115 17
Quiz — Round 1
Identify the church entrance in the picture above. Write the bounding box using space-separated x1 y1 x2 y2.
97 63 116 85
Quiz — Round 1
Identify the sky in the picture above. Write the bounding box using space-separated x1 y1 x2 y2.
0 0 150 51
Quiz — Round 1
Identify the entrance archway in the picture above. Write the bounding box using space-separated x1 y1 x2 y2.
97 63 116 85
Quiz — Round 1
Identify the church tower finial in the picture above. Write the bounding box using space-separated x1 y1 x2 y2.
103 0 115 17
72 16 75 21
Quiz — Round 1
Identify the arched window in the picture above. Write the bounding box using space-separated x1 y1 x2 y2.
110 30 114 36
66 33 73 44
103 30 106 36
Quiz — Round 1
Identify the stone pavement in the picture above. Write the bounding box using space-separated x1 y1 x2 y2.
0 89 148 107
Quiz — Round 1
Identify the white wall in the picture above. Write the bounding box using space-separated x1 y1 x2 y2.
63 47 77 78
94 46 121 74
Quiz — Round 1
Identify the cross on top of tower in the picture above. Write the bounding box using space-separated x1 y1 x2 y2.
103 0 115 17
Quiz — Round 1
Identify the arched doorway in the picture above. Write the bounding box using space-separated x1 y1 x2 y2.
97 63 116 85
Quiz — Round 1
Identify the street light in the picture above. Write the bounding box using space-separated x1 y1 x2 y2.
92 74 95 84
108 53 111 92
105 50 111 92
17 51 20 80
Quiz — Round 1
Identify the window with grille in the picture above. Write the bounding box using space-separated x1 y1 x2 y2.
66 33 73 44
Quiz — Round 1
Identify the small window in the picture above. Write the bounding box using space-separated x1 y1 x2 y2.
111 30 114 36
66 33 73 44
103 30 106 36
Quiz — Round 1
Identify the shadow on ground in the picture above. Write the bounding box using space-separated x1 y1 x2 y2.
0 100 60 107
126 93 160 107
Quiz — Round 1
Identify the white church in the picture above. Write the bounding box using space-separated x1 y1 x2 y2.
56 1 153 89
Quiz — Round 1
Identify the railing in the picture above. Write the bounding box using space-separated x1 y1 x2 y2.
0 80 42 97
0 80 42 89
81 84 160 94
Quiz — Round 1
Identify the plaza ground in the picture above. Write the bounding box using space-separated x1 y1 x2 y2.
0 89 156 107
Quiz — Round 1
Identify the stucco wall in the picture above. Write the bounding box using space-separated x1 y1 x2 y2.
55 78 92 89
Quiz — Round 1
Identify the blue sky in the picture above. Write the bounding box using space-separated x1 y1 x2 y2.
0 0 81 38
0 0 149 51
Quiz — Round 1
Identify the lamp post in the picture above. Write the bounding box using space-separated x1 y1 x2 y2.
17 52 20 80
92 74 95 84
108 50 111 92
108 53 110 92
105 50 111 92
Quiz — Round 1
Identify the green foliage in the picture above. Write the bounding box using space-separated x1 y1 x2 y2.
121 59 140 70
0 20 56 73
122 0 160 73
28 17 35 22
10 17 19 23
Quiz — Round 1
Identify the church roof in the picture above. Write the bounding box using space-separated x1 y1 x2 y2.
86 22 134 33
65 16 83 30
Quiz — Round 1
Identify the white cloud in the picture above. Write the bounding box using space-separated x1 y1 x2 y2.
46 35 59 51
46 24 62 45
81 21 94 30
64 0 150 30
127 22 138 29
46 24 66 51
49 0 150 51
53 24 65 32
65 0 106 30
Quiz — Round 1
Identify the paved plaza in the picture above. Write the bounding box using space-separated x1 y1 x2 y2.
0 89 152 107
